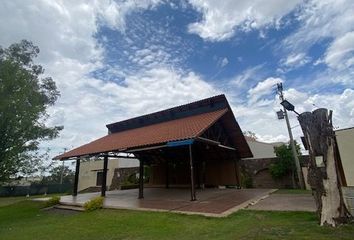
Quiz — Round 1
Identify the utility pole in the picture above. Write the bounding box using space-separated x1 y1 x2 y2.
277 83 305 189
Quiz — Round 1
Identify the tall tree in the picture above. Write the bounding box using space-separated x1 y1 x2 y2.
0 40 63 181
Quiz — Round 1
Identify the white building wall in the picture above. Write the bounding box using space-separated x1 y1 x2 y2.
243 140 278 159
78 158 139 191
336 128 354 187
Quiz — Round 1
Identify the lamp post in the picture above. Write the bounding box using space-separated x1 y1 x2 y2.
277 83 305 189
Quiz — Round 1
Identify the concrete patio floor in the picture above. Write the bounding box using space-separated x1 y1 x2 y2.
247 193 316 212
60 188 275 217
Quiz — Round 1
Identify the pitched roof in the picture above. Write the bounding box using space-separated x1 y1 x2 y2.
54 109 228 160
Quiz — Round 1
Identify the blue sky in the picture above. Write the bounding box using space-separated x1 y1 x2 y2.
0 0 353 158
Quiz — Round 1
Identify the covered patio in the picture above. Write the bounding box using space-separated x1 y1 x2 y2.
54 95 253 202
59 188 274 217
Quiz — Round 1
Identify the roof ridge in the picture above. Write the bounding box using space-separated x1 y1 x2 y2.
106 94 227 133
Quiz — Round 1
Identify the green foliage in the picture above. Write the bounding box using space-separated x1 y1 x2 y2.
45 196 60 207
240 172 253 188
243 130 257 140
0 40 63 181
41 164 74 185
270 142 301 179
127 173 139 184
83 196 104 212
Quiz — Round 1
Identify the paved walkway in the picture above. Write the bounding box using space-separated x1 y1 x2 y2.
247 193 316 212
60 188 275 217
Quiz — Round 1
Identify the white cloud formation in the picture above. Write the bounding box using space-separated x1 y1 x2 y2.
283 0 354 52
44 66 219 155
230 64 265 88
248 77 283 103
280 52 311 69
220 57 229 68
96 0 161 30
233 86 354 145
1 0 353 160
187 0 301 41
272 0 354 92
0 0 214 158
324 31 354 70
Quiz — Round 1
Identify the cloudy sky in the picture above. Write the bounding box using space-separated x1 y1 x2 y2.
1 0 353 158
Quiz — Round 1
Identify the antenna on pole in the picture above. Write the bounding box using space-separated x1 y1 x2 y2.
276 82 305 189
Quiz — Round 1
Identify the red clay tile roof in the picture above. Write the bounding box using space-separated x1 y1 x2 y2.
54 109 228 160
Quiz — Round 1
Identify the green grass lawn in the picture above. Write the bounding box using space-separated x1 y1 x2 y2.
0 193 65 207
0 200 353 240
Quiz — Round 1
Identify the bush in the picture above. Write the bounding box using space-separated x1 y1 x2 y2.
45 196 60 207
240 172 253 188
270 143 300 179
83 196 104 212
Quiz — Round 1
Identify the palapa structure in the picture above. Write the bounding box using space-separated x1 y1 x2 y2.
54 94 252 201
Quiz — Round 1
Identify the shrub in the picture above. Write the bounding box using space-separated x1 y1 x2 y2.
270 143 300 179
83 196 104 212
240 172 253 188
45 196 60 207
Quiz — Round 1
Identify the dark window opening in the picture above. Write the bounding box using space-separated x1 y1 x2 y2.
96 171 103 186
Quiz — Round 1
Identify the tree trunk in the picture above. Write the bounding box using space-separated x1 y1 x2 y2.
298 108 351 226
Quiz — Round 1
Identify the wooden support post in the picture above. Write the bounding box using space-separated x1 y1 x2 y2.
101 155 108 197
189 144 196 201
165 159 169 189
138 158 144 199
73 158 80 196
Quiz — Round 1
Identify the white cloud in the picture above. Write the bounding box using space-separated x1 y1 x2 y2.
220 57 229 68
283 0 354 52
232 86 354 145
277 0 354 87
280 52 311 69
248 77 283 103
1 0 353 161
230 64 265 88
324 31 354 70
96 0 161 31
0 0 206 158
187 0 301 41
43 66 219 155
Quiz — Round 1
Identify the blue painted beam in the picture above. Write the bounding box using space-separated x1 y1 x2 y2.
166 139 194 147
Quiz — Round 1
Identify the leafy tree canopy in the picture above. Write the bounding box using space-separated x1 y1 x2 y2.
270 142 301 179
0 40 63 181
41 164 74 185
243 131 257 140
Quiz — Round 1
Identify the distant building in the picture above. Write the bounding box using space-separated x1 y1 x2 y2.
243 136 283 159
2 176 42 186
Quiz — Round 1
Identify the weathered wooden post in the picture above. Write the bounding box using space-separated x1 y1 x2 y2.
101 155 108 197
298 108 351 226
138 158 144 199
73 157 80 196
